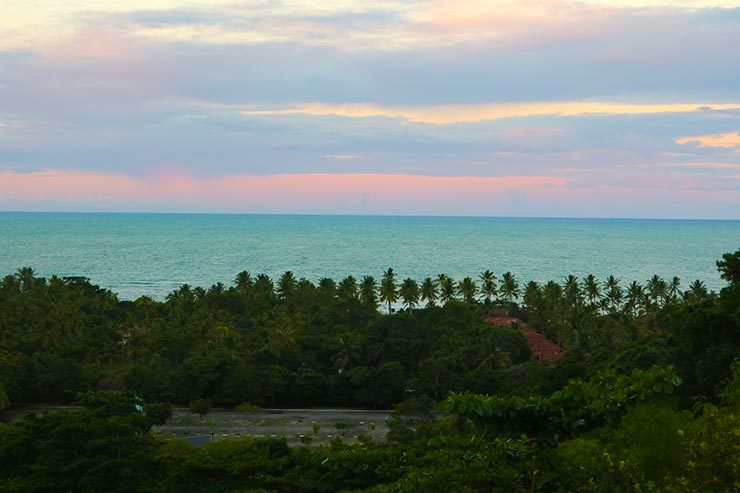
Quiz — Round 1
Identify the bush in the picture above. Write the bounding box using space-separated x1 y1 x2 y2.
235 402 261 412
189 399 211 417
144 402 172 426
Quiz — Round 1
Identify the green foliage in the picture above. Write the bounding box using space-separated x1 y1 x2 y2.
144 402 173 426
0 251 738 492
0 382 8 411
189 398 212 417
0 395 157 492
717 250 740 285
442 365 682 439
4 259 733 409
548 399 740 492
234 401 261 412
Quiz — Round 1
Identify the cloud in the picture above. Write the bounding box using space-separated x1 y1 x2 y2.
499 127 566 138
1 169 736 218
241 101 740 125
0 169 567 214
2 1 740 218
676 132 740 148
323 154 362 160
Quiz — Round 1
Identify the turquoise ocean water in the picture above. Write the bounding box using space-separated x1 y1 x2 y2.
1 212 739 300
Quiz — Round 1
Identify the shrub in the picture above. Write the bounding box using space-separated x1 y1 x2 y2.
189 399 211 418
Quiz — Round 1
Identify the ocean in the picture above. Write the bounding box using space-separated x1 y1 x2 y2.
1 212 738 300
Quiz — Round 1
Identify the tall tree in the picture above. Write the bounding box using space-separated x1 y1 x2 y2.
583 274 601 308
333 332 363 370
563 275 583 307
625 281 646 317
605 275 623 313
717 250 740 285
317 278 337 305
266 315 300 355
421 277 438 307
337 275 359 301
277 271 297 301
458 277 478 304
478 270 497 305
380 268 398 313
685 279 708 302
359 276 378 309
234 271 253 293
254 274 275 302
667 276 681 303
500 272 520 304
399 278 420 310
646 274 667 309
438 275 457 304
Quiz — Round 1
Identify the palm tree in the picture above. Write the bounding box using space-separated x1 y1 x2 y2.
421 277 438 307
135 295 156 327
333 332 363 370
473 336 512 371
563 275 583 307
604 275 623 313
523 281 541 308
646 275 667 309
438 275 457 304
255 274 275 301
583 274 601 307
667 276 681 304
40 328 65 349
379 268 398 313
15 267 36 293
266 315 300 354
625 281 645 317
206 325 240 360
685 280 708 302
208 282 225 296
234 271 253 293
359 276 378 309
208 325 239 342
478 270 497 304
458 277 477 304
277 271 297 301
317 277 337 303
500 272 519 304
337 275 359 301
399 278 420 310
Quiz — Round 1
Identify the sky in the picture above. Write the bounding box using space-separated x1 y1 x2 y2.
1 0 739 218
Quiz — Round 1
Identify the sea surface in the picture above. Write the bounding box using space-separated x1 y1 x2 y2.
1 212 739 300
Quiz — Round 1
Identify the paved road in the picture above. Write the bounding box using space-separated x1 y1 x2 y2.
159 408 393 446
1 405 394 445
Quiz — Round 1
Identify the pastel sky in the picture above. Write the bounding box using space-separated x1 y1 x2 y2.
1 0 739 218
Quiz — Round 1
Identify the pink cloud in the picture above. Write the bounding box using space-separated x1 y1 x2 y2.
1 169 736 218
0 169 568 213
500 127 565 138
408 0 616 47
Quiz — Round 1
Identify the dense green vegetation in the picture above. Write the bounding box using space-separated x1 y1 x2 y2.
1 250 739 491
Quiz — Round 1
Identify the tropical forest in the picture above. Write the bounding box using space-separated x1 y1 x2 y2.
1 250 739 492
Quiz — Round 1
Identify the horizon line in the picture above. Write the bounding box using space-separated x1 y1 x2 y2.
1 210 739 222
